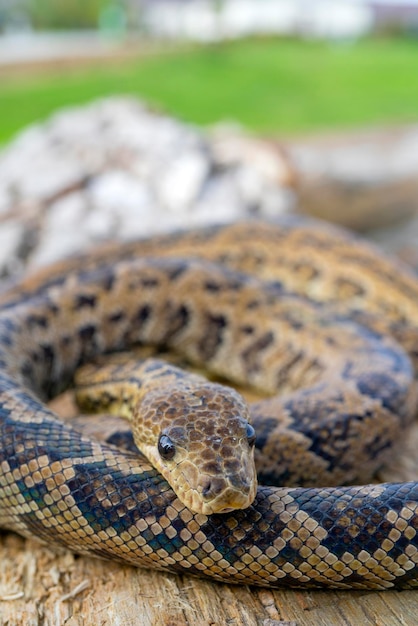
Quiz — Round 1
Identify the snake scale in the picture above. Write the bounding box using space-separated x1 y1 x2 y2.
2 217 418 589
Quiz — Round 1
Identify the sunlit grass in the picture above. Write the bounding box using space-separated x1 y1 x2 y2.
1 37 418 143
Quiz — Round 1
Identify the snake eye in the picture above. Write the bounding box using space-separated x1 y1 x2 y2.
158 434 176 460
246 423 256 447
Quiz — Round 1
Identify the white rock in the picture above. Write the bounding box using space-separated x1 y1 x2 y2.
39 190 87 232
4 123 47 158
0 125 48 187
18 155 85 202
30 192 90 267
157 150 210 212
234 164 265 207
0 186 11 215
86 171 157 240
82 206 117 240
116 203 162 240
0 127 87 203
0 221 26 275
88 170 153 214
30 230 92 269
48 105 102 141
211 127 295 186
258 187 295 218
193 174 244 225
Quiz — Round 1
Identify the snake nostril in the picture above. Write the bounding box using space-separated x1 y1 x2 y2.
202 481 212 498
201 477 223 500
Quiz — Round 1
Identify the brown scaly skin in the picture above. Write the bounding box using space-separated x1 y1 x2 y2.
1 218 418 589
75 358 257 515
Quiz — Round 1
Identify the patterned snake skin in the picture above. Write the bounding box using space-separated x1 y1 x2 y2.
2 218 418 589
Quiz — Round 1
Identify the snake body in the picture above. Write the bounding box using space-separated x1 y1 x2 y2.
2 218 418 589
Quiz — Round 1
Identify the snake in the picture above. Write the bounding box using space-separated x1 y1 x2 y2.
2 217 418 589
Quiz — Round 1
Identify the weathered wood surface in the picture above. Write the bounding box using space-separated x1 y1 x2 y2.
1 391 418 626
2 530 418 626
2 527 418 626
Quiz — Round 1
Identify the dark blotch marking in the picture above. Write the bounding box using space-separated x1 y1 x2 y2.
166 262 188 281
74 294 97 310
41 344 55 364
275 352 305 388
102 272 116 292
162 304 190 341
47 301 60 316
79 325 96 344
21 361 35 384
280 311 304 331
108 311 126 324
242 331 274 374
106 430 139 453
204 280 222 293
356 372 404 413
136 304 151 324
26 314 48 329
141 277 159 289
198 313 227 360
251 416 278 449
77 268 116 293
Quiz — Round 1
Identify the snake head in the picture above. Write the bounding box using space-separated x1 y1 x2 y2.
138 380 258 515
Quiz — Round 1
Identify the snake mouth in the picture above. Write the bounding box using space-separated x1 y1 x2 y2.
198 481 257 515
176 477 256 515
199 494 254 515
214 501 253 514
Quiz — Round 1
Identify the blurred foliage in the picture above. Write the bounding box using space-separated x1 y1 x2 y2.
27 0 110 30
1 37 418 144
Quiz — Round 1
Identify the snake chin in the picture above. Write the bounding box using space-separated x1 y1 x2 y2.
190 481 258 515
189 496 252 516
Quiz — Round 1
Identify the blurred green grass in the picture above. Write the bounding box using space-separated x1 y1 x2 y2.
1 37 418 144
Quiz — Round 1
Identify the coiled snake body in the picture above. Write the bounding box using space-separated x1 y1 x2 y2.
2 218 418 589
